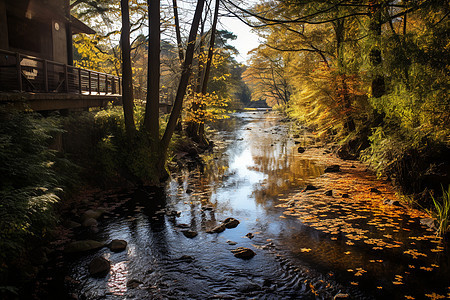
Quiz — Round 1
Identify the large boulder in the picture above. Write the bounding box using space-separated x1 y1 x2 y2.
88 256 110 277
64 240 105 254
231 247 256 259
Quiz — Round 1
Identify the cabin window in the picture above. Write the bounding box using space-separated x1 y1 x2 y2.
7 14 42 53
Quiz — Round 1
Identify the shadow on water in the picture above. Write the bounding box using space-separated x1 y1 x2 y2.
64 110 449 300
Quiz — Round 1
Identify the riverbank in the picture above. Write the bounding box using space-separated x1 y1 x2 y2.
6 110 449 299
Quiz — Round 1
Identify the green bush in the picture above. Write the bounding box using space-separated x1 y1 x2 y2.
0 110 67 293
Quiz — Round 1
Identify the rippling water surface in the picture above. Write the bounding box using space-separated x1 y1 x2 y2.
66 111 449 300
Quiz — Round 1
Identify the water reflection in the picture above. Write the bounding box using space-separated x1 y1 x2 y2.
66 111 448 300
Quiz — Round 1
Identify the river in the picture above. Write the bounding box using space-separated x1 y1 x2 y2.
61 110 449 300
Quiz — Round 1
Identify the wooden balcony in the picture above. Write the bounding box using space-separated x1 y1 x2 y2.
0 49 122 111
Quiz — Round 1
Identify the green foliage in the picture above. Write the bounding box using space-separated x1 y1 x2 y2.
0 111 68 291
429 186 450 237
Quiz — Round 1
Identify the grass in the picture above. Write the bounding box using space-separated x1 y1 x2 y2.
429 185 450 237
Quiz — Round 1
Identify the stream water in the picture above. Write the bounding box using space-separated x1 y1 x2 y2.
62 111 449 300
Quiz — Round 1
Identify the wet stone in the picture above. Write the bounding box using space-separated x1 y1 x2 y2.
383 199 401 206
226 240 237 245
324 190 333 196
297 146 305 153
127 279 143 288
324 165 341 173
302 185 318 192
82 218 98 227
176 223 190 228
182 230 198 238
223 217 240 229
420 218 437 230
108 239 127 252
342 193 350 198
231 247 256 259
88 256 110 277
207 224 226 233
246 232 254 239
370 187 382 194
64 240 105 253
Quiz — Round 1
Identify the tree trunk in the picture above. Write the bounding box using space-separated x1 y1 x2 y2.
120 0 136 139
368 0 385 98
160 0 206 155
144 0 160 145
197 0 220 145
172 0 184 63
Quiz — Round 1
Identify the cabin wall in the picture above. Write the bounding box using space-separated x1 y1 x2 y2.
0 0 8 50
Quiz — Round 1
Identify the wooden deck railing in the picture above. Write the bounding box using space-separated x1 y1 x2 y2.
0 49 121 95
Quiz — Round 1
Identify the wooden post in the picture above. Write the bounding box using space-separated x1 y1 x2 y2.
78 68 82 94
97 72 100 94
88 70 92 94
118 77 121 95
105 74 109 94
112 77 115 94
16 53 22 92
64 64 69 92
43 60 49 92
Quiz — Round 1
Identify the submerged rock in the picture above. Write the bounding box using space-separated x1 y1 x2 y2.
231 247 256 259
324 165 341 173
383 199 401 206
82 218 98 227
88 256 110 277
245 232 254 239
420 218 437 230
370 188 382 194
223 217 240 229
226 240 237 245
108 240 127 252
297 146 305 153
127 279 143 288
182 230 198 238
302 185 318 192
64 240 105 253
342 193 350 198
324 190 333 196
81 209 104 222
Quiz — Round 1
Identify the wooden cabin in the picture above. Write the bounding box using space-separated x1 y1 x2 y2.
0 0 121 111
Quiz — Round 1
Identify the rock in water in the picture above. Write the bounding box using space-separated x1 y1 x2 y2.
302 185 318 192
245 232 254 239
88 256 110 277
370 187 382 194
324 165 341 173
82 218 98 227
182 230 198 238
324 190 333 196
207 224 226 233
231 247 256 259
223 217 240 229
420 218 437 230
297 147 305 153
64 240 105 253
108 240 127 252
226 240 237 245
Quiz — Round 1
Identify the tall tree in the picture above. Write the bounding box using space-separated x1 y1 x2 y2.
120 0 136 138
144 0 161 146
